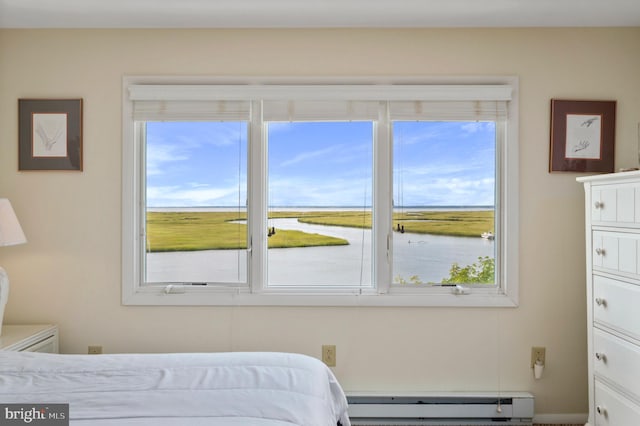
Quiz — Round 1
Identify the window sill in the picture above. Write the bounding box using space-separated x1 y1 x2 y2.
122 286 518 307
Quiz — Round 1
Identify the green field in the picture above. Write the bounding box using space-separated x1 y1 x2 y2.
145 210 494 252
145 211 349 252
299 210 493 237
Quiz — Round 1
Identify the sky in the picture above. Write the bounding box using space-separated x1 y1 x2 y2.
145 120 496 208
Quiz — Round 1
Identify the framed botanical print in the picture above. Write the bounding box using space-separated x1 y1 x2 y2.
18 99 83 171
549 99 616 173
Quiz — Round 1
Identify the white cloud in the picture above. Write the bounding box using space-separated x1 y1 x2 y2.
460 122 491 134
146 144 189 176
269 176 371 207
279 145 341 167
147 184 243 207
398 176 495 206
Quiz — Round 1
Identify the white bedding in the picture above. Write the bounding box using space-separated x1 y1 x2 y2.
0 351 350 426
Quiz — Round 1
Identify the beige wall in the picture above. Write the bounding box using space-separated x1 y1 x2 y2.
1 28 639 416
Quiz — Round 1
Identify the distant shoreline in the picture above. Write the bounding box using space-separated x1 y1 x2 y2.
148 205 493 213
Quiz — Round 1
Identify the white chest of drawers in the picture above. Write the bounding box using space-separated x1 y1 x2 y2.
0 324 59 352
578 171 640 426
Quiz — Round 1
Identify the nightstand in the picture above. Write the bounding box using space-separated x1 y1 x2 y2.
0 324 59 353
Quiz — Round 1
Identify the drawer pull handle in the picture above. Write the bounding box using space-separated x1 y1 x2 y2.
595 352 607 362
596 405 607 417
595 298 606 307
595 248 605 256
594 201 604 209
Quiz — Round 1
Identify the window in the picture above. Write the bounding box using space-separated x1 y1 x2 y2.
144 121 248 285
266 121 373 288
122 77 519 307
391 121 497 286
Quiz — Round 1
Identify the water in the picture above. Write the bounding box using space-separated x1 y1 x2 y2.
146 211 494 286
267 218 372 286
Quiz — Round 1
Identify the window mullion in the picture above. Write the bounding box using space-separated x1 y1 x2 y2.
496 120 510 295
248 100 266 292
375 101 392 294
137 122 148 287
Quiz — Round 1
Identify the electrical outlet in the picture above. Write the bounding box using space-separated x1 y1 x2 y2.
88 345 103 355
322 345 336 367
531 346 545 368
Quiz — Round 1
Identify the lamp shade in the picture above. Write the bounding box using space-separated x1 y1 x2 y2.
0 199 27 246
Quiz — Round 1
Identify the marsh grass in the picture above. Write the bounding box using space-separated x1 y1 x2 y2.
146 211 348 252
146 210 493 252
392 210 494 237
299 210 494 238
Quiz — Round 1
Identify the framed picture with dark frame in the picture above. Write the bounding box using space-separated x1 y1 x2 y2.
18 99 83 171
549 99 616 173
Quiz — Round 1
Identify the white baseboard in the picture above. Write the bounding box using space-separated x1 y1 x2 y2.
533 413 588 424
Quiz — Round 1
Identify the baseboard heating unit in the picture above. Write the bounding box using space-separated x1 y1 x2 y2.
347 392 534 426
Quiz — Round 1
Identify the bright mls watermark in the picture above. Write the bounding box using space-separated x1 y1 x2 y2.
1 404 68 425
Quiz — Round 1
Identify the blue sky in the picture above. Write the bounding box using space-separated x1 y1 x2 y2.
145 120 495 208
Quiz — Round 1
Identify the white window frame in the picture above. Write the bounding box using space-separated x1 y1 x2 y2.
122 76 519 307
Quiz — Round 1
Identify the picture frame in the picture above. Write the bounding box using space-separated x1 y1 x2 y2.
549 99 616 173
18 99 83 171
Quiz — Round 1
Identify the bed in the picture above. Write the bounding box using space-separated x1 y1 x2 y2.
0 351 351 426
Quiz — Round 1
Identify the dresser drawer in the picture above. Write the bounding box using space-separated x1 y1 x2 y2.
594 329 640 399
21 335 58 353
591 183 640 226
592 231 640 278
595 380 640 425
593 275 640 341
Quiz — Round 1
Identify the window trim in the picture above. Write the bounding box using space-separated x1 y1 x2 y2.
122 76 519 307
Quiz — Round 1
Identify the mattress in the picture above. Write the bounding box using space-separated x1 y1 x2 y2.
0 351 350 426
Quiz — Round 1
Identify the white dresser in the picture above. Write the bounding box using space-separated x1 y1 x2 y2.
0 324 59 353
578 171 640 426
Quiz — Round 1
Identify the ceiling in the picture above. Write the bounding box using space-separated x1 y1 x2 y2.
1 0 640 29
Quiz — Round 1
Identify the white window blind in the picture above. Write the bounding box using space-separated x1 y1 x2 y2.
131 100 251 121
128 84 512 121
389 100 509 121
262 100 379 121
127 84 512 101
